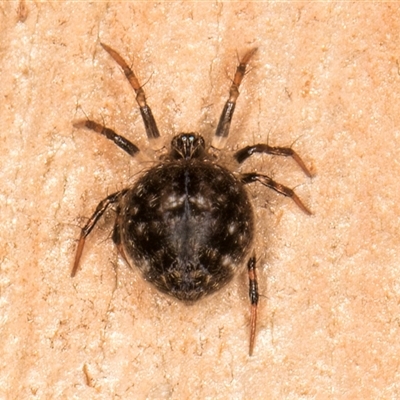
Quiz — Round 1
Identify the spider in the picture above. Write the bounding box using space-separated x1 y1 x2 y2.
72 43 312 355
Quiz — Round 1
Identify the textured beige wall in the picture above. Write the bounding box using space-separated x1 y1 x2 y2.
1 1 400 398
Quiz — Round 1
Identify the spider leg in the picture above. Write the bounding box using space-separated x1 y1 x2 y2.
241 173 312 215
247 255 258 356
73 120 140 157
212 48 257 149
71 189 127 277
235 143 312 178
101 42 161 141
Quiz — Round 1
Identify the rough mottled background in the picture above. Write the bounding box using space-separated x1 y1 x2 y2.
1 2 399 398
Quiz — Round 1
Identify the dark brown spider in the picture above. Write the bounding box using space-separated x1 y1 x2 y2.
72 43 312 355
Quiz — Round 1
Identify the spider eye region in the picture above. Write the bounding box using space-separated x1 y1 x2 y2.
171 133 205 160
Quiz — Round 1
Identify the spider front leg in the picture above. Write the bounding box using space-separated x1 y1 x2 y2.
212 48 257 149
71 189 127 277
101 43 161 142
241 173 312 215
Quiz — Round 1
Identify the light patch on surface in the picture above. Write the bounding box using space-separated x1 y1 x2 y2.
162 193 185 210
189 194 212 211
228 222 237 235
221 255 233 267
135 223 146 235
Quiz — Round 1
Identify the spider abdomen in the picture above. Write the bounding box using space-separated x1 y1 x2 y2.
118 159 254 301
